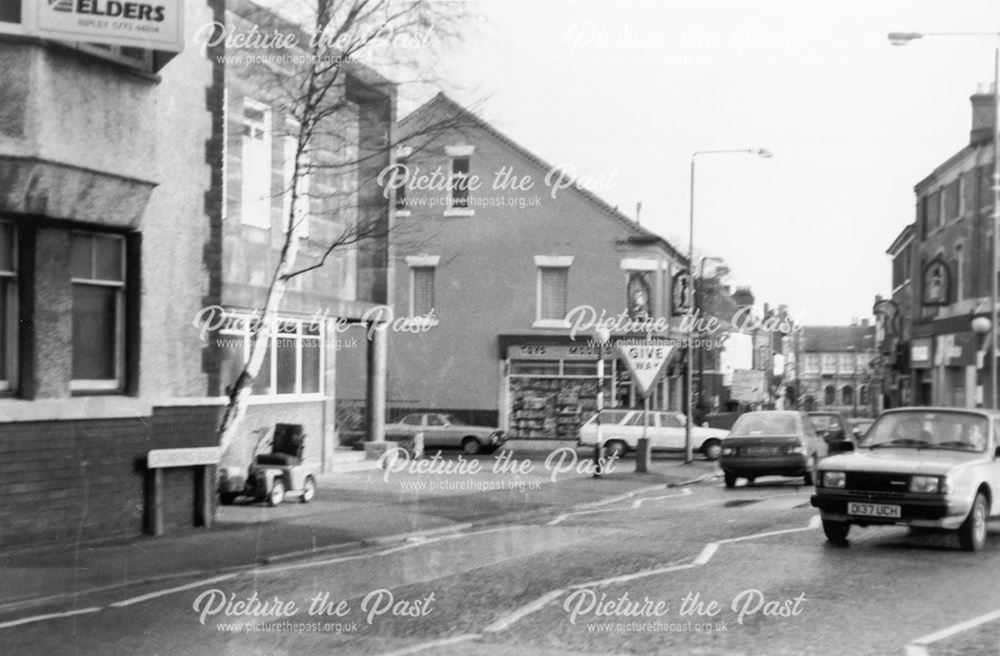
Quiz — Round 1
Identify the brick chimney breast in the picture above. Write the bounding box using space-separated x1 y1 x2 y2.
971 82 997 145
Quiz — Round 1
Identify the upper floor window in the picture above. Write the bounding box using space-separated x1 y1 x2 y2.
805 354 820 374
405 255 439 319
450 156 470 208
241 99 272 229
70 232 126 392
955 242 964 302
534 255 573 325
282 119 310 239
943 180 960 222
0 221 16 392
821 354 837 374
394 147 412 214
926 191 941 231
839 353 855 374
444 145 475 217
0 3 21 24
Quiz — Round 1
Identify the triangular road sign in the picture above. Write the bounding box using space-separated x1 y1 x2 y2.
617 341 674 399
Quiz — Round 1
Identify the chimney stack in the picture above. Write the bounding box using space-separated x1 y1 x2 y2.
970 82 997 145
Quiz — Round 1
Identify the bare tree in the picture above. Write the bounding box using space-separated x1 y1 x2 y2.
216 0 475 452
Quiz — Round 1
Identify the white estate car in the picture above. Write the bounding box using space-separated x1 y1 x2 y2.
578 409 729 461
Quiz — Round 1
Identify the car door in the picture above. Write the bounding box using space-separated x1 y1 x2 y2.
657 412 686 449
801 413 827 459
622 411 658 448
423 414 451 447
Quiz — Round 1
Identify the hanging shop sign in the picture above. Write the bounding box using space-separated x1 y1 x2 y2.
27 0 185 53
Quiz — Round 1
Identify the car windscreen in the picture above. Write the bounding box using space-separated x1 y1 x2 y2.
729 413 799 437
583 410 630 426
863 412 988 452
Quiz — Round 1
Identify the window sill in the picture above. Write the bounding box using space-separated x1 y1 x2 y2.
532 319 569 329
443 208 475 218
245 393 327 406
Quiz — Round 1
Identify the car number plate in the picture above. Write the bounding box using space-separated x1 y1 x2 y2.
848 502 901 518
743 446 778 456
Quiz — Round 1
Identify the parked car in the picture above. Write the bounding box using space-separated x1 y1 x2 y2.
807 411 852 445
811 407 1000 551
577 409 729 461
720 411 828 488
846 417 875 441
384 413 506 455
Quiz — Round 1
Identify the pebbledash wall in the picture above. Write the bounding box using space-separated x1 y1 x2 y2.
0 0 226 548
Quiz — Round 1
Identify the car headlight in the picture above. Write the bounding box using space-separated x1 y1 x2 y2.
822 471 846 488
910 475 942 493
788 445 805 454
721 446 735 456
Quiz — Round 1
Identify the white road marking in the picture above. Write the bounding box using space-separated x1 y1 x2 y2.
483 588 568 633
547 488 692 526
379 633 480 655
693 542 719 565
108 574 238 608
0 607 102 630
905 606 1000 656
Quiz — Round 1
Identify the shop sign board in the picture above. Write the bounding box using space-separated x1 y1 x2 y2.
27 0 185 52
617 341 673 399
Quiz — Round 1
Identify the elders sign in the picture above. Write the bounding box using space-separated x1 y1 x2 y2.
617 342 674 399
29 0 185 53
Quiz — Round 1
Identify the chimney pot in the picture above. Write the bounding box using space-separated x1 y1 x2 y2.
970 84 997 145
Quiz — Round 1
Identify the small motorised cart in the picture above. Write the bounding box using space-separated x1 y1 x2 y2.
218 423 317 506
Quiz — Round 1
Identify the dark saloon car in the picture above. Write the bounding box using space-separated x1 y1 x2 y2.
720 411 828 488
811 408 1000 551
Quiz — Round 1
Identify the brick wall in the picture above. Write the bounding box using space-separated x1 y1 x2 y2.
0 405 221 550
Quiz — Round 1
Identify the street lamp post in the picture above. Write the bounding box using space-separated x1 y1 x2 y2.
889 31 1000 409
592 325 611 477
685 148 772 464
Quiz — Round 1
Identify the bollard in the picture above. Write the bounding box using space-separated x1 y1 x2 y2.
592 441 603 478
635 437 651 473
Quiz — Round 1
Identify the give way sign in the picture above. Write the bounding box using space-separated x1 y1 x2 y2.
617 341 674 399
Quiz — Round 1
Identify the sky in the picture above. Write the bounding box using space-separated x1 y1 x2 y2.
398 0 1000 325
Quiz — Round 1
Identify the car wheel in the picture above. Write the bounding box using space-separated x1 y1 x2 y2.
219 492 238 506
702 439 722 461
268 479 286 507
300 476 316 504
605 440 628 459
461 437 483 455
822 519 850 544
746 476 756 485
958 492 988 552
724 472 737 489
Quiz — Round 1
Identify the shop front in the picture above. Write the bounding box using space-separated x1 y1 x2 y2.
498 336 684 439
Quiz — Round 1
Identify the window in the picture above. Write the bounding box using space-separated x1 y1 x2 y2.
842 386 853 406
824 385 835 406
282 120 310 239
860 385 869 405
241 100 272 229
955 243 964 301
411 267 435 316
943 180 960 222
534 256 573 326
405 255 439 318
926 191 941 231
70 232 126 391
394 148 411 212
426 415 445 427
220 313 323 397
400 414 423 426
450 156 470 208
0 222 15 391
805 354 820 374
839 353 855 374
821 354 837 374
0 3 20 23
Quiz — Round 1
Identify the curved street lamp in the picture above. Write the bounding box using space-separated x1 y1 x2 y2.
685 148 772 463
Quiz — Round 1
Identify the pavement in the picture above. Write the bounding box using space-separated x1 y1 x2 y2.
0 450 718 616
